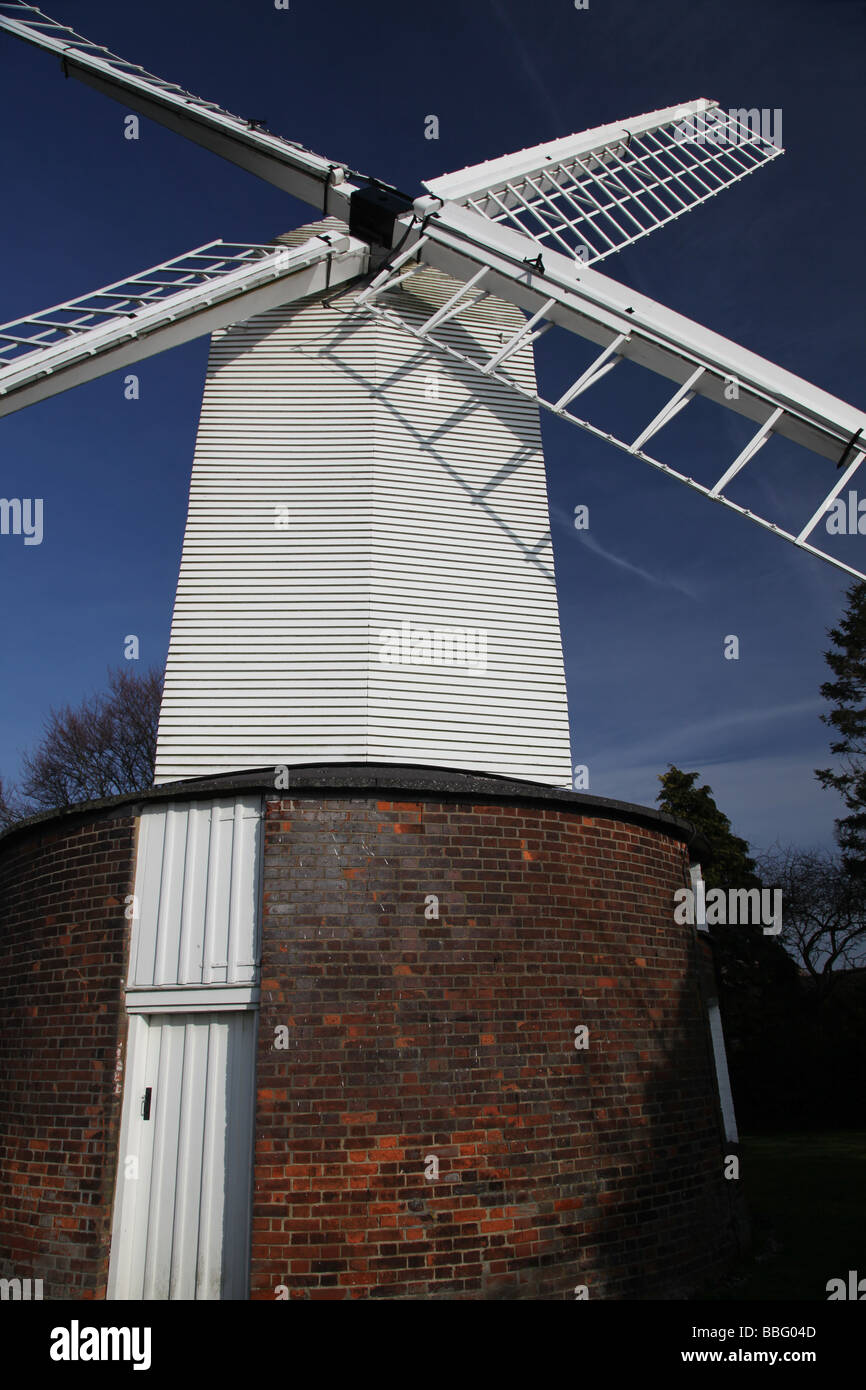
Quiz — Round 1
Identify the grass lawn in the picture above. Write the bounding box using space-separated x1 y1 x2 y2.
698 1131 866 1300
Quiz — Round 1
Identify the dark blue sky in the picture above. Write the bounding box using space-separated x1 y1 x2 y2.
1 0 864 852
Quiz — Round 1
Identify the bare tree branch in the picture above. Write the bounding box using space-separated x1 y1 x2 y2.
3 666 163 819
757 845 866 998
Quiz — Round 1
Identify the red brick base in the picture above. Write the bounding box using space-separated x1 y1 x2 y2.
0 771 742 1300
253 790 740 1299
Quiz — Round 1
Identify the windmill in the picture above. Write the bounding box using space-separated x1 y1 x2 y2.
1 3 865 792
5 3 865 1305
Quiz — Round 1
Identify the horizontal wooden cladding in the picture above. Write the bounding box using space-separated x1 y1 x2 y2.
155 243 571 787
155 751 570 782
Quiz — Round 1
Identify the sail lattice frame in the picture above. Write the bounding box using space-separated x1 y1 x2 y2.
356 230 866 582
424 101 783 267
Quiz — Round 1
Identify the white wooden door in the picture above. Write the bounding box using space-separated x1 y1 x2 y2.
109 1010 256 1300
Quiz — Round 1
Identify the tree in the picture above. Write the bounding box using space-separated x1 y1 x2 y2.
657 766 866 1130
657 765 758 892
656 768 796 995
756 845 866 1000
815 579 866 876
1 666 162 824
756 843 866 1129
0 776 28 832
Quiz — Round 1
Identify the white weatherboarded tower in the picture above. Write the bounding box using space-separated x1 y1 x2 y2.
155 220 572 786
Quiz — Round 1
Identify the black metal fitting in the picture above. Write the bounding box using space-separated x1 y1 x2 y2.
349 182 415 249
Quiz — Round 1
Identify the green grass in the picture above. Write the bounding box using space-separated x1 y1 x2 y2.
698 1132 866 1300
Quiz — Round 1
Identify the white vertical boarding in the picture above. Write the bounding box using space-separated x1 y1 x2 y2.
109 798 262 1300
109 1012 257 1300
129 797 262 994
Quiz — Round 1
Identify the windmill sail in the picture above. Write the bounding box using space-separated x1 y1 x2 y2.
423 100 783 267
0 2 355 214
0 234 369 415
358 205 866 580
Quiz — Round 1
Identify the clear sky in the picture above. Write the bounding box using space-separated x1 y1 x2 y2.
0 0 863 855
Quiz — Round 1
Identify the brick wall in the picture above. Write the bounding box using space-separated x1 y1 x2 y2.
0 811 134 1299
0 775 742 1302
254 794 741 1300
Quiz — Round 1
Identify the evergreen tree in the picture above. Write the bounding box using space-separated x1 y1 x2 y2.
815 580 866 876
657 765 757 892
